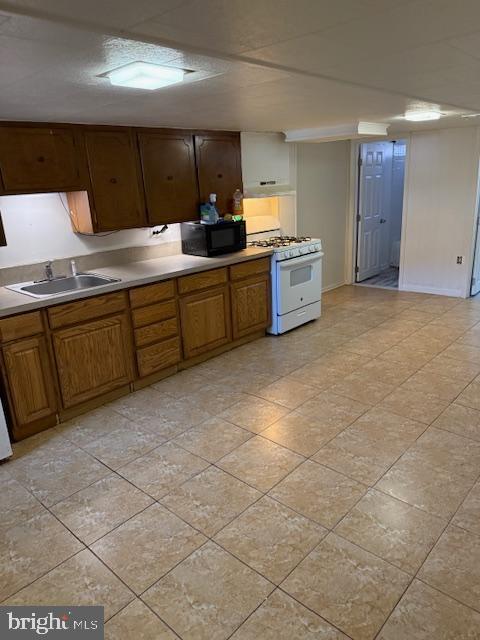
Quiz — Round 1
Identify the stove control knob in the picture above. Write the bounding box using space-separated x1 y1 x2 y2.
300 247 308 255
276 252 285 261
309 245 316 252
315 243 321 251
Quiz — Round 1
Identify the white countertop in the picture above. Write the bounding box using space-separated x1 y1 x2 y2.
0 247 273 318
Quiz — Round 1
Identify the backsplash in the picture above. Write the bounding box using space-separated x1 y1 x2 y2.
0 193 182 285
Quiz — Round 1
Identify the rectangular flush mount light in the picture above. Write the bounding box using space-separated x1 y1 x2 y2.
284 122 389 143
106 62 185 90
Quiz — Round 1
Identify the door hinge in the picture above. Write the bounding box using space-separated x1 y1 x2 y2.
356 214 361 222
358 157 363 167
355 266 359 273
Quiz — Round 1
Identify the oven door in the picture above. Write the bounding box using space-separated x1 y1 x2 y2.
276 253 322 315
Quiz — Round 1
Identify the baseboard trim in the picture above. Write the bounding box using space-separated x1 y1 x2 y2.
399 283 463 297
322 281 346 293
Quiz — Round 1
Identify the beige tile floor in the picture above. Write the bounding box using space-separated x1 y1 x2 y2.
2 284 480 639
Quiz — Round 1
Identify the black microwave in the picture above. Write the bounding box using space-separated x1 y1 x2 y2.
181 220 246 257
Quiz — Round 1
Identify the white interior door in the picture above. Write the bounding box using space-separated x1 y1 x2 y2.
357 142 392 281
471 213 480 296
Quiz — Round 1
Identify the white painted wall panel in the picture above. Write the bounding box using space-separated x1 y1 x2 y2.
296 141 350 291
401 127 480 297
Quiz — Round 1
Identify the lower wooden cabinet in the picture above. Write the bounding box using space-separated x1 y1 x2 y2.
52 313 134 408
2 336 57 439
0 257 272 439
231 273 271 339
180 285 232 359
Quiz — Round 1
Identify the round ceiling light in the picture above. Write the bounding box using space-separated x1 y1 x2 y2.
404 109 442 122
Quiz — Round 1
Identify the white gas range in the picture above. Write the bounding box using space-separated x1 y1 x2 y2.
248 235 324 334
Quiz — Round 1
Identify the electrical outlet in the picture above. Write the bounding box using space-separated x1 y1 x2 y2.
457 256 464 264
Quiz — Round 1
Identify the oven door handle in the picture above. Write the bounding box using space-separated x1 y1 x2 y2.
278 252 324 268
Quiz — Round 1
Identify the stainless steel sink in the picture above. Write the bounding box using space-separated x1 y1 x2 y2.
7 273 121 298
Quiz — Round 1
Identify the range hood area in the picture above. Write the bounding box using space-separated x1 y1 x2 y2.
240 132 296 197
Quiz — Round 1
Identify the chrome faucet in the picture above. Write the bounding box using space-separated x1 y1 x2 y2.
44 260 54 281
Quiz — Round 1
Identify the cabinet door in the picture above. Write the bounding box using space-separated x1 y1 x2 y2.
2 336 57 434
180 286 231 359
194 132 242 215
84 129 147 231
138 131 199 225
231 274 271 339
0 126 81 192
52 313 134 408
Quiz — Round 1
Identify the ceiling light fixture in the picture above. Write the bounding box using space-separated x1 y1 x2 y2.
461 113 480 118
106 62 185 90
404 109 442 122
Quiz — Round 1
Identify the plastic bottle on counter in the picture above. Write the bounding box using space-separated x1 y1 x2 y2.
200 193 220 224
233 189 244 220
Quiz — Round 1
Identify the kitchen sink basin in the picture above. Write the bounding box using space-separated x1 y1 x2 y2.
7 273 121 298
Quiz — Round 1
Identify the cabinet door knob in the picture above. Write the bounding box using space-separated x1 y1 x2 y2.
110 177 118 184
217 173 223 178
37 156 46 163
166 175 173 181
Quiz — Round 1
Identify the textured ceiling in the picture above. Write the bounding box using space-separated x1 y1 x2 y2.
1 0 480 131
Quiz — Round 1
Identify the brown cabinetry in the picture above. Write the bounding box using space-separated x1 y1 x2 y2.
0 122 243 230
69 128 147 232
0 256 271 440
52 313 133 408
138 130 199 225
230 259 271 338
130 279 181 379
195 132 242 215
0 125 82 193
180 285 232 359
231 274 271 339
0 316 57 441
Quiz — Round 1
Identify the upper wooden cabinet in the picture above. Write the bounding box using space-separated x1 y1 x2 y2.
82 129 147 231
138 130 199 225
0 125 82 193
0 123 243 230
195 132 242 215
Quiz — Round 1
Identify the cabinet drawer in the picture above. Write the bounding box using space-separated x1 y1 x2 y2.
0 311 44 342
131 299 177 329
48 292 127 329
137 337 181 377
229 257 271 281
134 317 178 347
178 268 228 295
129 279 175 309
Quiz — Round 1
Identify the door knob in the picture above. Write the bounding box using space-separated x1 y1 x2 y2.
380 218 387 223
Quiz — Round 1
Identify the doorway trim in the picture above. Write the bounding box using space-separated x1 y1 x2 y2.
345 135 411 289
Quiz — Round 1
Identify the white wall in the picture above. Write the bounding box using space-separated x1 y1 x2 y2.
401 127 480 297
0 193 180 269
296 141 350 290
